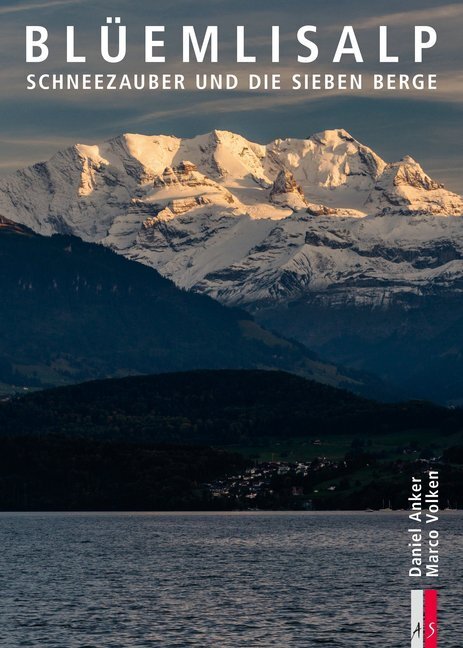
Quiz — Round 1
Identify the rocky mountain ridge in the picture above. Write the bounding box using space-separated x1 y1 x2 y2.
0 128 462 309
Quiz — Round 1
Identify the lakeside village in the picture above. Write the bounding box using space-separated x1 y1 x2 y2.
203 443 453 511
205 456 327 511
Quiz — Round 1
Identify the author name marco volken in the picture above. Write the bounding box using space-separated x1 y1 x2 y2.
408 471 440 578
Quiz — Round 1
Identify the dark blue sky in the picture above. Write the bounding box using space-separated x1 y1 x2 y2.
0 0 462 193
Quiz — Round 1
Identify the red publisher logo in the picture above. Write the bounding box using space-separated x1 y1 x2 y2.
425 590 438 647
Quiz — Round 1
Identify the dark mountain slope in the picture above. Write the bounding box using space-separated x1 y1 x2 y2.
256 294 463 405
0 224 378 393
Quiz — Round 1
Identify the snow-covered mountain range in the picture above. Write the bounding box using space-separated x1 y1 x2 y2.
0 128 462 309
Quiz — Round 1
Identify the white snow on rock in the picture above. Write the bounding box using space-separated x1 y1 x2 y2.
0 128 462 307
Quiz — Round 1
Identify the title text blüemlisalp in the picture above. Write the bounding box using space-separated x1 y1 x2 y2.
25 21 438 64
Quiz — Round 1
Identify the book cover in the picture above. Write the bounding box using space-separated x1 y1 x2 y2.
0 1 461 645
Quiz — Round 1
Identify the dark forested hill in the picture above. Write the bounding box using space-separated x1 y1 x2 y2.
1 369 463 511
1 369 461 444
0 222 376 394
0 437 249 511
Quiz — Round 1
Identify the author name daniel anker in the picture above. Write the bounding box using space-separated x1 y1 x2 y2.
408 471 439 578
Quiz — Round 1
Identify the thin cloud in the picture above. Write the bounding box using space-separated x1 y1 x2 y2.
0 0 88 15
339 4 463 30
0 135 78 147
127 91 336 126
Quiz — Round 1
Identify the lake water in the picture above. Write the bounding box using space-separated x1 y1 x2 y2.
0 512 462 647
